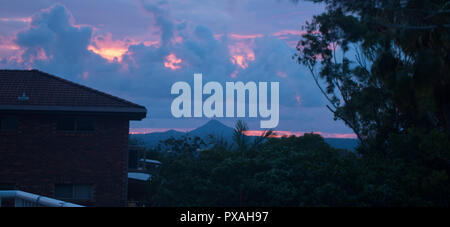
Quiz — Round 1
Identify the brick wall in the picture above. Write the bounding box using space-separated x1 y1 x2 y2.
0 114 130 207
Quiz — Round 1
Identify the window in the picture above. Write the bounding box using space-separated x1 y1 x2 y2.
56 118 76 131
74 185 93 200
0 117 18 131
57 118 94 132
54 184 73 199
55 184 93 200
77 118 94 131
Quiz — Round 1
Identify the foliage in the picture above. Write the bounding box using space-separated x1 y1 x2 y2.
139 122 450 207
294 0 450 152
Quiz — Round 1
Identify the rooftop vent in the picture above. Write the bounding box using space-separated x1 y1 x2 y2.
17 92 29 101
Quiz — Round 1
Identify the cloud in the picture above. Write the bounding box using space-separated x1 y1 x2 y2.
87 33 140 62
140 0 175 47
9 4 115 77
0 2 350 133
0 17 31 23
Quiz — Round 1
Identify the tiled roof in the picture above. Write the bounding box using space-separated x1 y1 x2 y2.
0 69 146 118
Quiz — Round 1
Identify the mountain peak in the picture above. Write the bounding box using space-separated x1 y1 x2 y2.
202 119 226 127
189 119 234 137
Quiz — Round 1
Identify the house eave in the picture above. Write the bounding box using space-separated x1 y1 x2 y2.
0 105 147 120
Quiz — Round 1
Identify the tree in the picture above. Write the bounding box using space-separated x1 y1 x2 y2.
232 120 274 152
295 0 450 153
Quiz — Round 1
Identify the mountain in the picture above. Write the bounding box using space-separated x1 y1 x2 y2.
132 120 234 147
188 119 234 139
133 129 185 146
131 120 359 151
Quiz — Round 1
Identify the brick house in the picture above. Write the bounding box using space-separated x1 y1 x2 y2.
0 69 147 207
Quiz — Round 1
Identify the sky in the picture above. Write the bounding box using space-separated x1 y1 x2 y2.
0 0 355 138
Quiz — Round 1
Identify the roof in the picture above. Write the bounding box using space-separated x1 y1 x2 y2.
0 69 146 120
128 172 152 181
139 158 162 165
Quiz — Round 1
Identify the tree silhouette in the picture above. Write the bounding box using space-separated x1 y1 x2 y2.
295 0 450 153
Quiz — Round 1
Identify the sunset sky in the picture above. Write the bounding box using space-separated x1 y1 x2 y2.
0 0 355 138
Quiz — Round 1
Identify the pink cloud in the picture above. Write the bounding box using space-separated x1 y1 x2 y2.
230 70 238 78
0 43 20 51
0 35 21 60
229 41 255 69
272 30 307 37
164 53 182 70
277 71 287 78
0 17 31 23
88 33 139 62
229 33 264 40
243 130 357 139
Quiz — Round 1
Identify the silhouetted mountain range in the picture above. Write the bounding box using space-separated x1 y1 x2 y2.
131 120 358 151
